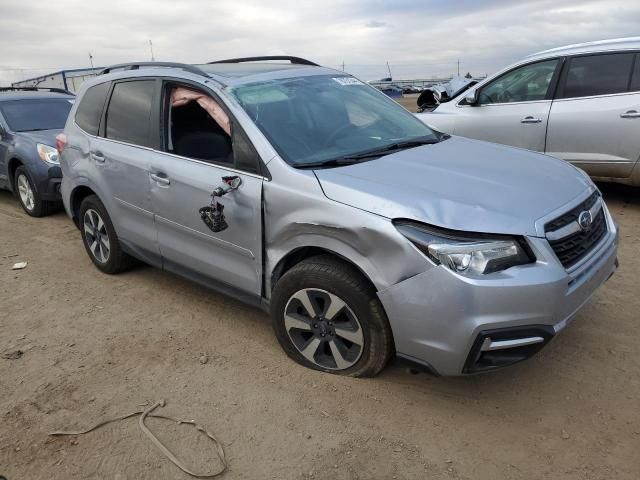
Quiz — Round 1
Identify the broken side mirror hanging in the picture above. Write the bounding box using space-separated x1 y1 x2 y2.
199 176 242 233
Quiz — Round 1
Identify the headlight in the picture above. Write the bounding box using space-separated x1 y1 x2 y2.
395 221 534 275
37 143 59 165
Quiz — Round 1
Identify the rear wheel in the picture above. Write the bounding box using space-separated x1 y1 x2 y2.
271 255 394 377
14 166 56 217
79 195 134 274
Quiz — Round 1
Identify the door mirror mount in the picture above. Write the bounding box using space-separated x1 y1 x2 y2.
211 175 242 198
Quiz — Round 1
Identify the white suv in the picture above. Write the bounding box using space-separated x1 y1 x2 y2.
417 37 640 186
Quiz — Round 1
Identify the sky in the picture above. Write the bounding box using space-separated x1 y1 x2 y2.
1 0 640 85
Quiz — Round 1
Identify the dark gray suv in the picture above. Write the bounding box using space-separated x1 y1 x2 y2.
59 58 618 377
0 87 74 216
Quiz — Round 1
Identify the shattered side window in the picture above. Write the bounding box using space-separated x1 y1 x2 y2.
165 85 234 167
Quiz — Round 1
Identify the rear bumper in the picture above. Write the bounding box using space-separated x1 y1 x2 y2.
378 209 619 376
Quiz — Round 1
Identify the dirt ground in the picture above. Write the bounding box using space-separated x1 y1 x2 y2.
1 180 639 478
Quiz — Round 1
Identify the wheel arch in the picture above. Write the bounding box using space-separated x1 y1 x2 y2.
69 185 98 228
269 246 378 297
7 157 24 192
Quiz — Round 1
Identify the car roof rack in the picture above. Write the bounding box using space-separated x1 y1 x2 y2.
208 56 319 66
100 62 209 77
0 86 73 95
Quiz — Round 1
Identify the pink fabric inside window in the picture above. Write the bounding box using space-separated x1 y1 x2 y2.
170 87 231 136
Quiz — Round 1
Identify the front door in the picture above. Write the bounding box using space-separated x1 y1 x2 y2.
454 58 561 152
149 81 264 296
546 52 640 178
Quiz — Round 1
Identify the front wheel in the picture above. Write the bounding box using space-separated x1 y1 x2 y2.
271 255 394 377
14 166 56 217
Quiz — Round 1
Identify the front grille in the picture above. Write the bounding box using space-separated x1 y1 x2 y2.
545 192 607 269
545 191 598 231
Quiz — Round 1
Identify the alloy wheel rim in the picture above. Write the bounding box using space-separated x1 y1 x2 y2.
284 288 364 370
17 174 35 211
83 209 111 263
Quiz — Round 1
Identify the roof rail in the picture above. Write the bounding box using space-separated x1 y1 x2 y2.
100 62 209 77
0 86 73 95
208 56 319 66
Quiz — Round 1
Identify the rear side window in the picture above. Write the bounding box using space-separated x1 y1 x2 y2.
630 54 640 92
75 82 110 135
105 80 155 147
559 53 634 99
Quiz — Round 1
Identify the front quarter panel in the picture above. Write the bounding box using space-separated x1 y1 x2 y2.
263 158 432 296
415 106 457 134
8 135 50 190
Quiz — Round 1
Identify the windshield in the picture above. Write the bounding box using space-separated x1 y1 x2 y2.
0 99 73 132
230 75 438 166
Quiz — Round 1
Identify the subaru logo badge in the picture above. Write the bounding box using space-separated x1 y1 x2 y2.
578 210 593 231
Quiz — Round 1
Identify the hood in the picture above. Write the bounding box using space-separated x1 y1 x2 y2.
15 129 61 147
314 136 592 238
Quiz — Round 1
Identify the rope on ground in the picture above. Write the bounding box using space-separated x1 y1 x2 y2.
49 399 227 478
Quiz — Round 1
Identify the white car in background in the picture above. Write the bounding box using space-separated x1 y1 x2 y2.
417 37 640 186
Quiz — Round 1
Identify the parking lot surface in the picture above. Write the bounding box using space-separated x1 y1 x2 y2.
1 183 639 479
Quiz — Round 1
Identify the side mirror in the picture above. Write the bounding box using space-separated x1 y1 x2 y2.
464 90 478 106
224 175 242 190
211 175 242 198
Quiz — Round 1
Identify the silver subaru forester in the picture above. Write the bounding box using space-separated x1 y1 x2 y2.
58 57 618 377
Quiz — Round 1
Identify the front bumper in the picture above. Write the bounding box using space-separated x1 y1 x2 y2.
36 165 62 201
378 209 619 376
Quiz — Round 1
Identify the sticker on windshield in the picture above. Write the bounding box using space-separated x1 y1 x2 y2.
333 77 363 86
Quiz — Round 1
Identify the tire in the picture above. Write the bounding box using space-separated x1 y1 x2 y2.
79 195 134 274
271 255 394 377
14 166 57 217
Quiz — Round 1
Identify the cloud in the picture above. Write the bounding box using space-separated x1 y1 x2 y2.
365 20 386 28
1 0 639 84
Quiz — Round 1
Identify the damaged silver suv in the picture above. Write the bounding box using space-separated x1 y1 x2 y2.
58 57 618 377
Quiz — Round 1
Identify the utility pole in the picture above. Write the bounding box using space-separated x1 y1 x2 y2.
457 58 460 77
341 60 345 71
149 40 155 61
89 52 94 68
386 61 392 80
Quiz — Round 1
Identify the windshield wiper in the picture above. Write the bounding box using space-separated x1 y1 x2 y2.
294 158 363 169
340 136 442 161
293 136 443 169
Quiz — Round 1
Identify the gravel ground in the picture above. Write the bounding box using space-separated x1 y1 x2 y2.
0 178 639 479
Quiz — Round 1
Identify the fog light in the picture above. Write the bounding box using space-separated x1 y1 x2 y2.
464 325 555 373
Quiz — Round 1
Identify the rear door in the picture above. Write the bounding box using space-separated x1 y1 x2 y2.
148 81 264 296
453 58 561 152
546 52 640 178
91 79 160 256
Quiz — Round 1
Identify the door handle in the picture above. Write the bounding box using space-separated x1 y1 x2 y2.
520 116 542 124
90 151 105 163
620 110 640 118
150 172 170 185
